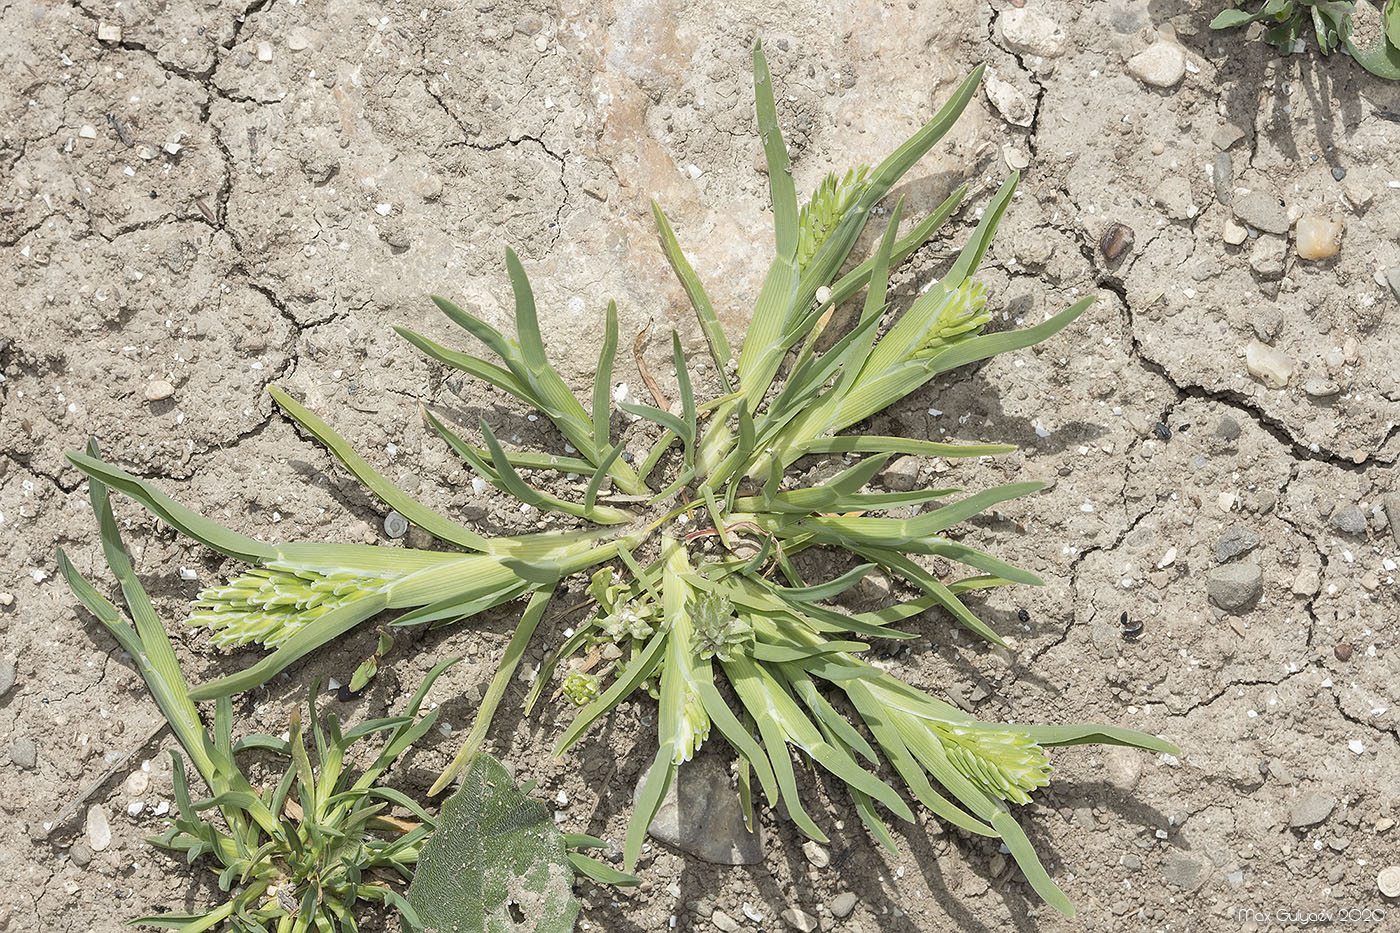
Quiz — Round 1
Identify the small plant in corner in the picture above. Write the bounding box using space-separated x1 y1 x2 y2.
1211 0 1400 78
63 43 1180 917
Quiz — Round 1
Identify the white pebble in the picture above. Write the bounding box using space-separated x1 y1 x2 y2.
86 805 112 851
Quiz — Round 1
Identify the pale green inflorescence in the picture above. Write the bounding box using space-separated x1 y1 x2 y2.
911 279 991 360
691 592 753 663
562 669 601 706
188 563 393 648
795 165 870 270
937 725 1053 806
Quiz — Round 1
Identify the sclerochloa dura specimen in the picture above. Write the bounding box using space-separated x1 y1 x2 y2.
64 43 1178 917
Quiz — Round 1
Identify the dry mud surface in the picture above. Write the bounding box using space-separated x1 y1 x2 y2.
4 0 1400 930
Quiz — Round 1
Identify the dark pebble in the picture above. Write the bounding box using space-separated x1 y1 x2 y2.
1017 608 1030 623
1100 223 1134 262
1153 422 1171 441
1334 643 1353 662
1331 166 1346 181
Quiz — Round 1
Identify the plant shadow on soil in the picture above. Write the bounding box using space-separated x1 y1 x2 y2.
1148 0 1367 164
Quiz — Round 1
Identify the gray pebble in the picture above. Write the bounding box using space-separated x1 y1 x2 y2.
1215 415 1242 441
1233 191 1290 235
1383 494 1400 544
829 892 858 919
1331 506 1367 536
69 844 93 867
1302 378 1341 398
711 910 741 932
881 455 922 492
1163 853 1206 892
1248 236 1287 278
0 658 14 697
1289 791 1336 828
1250 309 1282 343
1213 152 1233 205
1216 525 1260 563
9 737 36 770
781 908 819 932
1386 267 1400 303
1212 122 1246 150
1206 562 1262 613
1331 166 1347 181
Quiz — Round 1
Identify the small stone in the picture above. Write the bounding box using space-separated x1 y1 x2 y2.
1103 746 1143 792
1331 166 1347 182
1331 505 1367 536
1216 525 1260 563
0 592 13 606
1157 546 1177 569
1295 215 1342 260
997 7 1067 58
1100 223 1134 262
1127 41 1187 88
1378 866 1400 898
0 658 14 696
78 124 98 140
1215 415 1241 441
1213 122 1246 150
1289 792 1335 828
1334 643 1354 662
287 30 310 51
830 892 858 919
1002 143 1029 171
882 456 921 492
144 379 175 401
1163 853 1206 892
1291 567 1319 596
1382 494 1400 543
1234 191 1290 235
97 21 122 42
801 840 830 868
1251 309 1282 343
781 908 819 932
86 805 112 851
9 737 36 770
635 749 763 864
1384 267 1400 302
69 843 93 867
1213 152 1233 205
1206 562 1262 614
1302 378 1340 398
1245 340 1293 388
1148 174 1192 219
710 911 741 933
1248 236 1287 278
124 770 150 797
983 71 1034 127
257 41 273 62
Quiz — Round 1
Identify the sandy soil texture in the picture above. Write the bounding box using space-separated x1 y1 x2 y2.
4 0 1400 930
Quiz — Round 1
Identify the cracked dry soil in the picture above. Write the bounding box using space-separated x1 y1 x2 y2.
3 0 1399 930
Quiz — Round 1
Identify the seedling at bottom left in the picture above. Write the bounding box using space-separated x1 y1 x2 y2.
58 441 455 933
